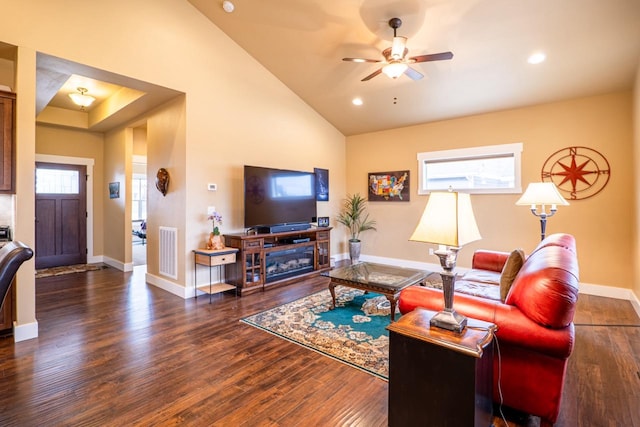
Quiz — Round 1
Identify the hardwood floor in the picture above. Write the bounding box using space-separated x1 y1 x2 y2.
0 266 638 426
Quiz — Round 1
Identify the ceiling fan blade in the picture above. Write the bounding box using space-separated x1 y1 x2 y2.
361 68 383 81
343 57 382 64
410 51 454 63
404 66 424 81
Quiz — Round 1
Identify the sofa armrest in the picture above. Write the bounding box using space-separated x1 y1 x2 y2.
398 285 574 359
472 250 510 273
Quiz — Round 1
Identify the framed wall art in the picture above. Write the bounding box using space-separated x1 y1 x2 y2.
314 167 329 201
109 182 120 199
368 170 410 201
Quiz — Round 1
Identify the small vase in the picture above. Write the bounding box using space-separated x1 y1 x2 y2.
207 233 225 250
349 240 361 264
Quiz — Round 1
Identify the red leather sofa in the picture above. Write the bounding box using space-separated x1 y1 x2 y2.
398 233 579 426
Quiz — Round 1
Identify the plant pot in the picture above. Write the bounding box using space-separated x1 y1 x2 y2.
349 240 361 264
207 233 225 250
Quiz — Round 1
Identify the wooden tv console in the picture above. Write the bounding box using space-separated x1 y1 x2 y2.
223 227 331 296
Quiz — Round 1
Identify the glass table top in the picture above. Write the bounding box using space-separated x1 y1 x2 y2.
322 262 432 291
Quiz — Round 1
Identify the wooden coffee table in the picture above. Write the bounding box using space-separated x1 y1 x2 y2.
322 262 432 321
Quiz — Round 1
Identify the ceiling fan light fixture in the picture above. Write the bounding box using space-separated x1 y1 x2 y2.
69 87 95 108
382 62 408 79
528 52 546 64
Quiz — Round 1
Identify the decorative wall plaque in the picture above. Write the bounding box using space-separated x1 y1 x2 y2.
541 146 610 200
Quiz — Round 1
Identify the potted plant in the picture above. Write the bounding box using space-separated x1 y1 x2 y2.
336 193 376 264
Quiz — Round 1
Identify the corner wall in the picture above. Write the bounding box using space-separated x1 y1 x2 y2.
633 63 640 313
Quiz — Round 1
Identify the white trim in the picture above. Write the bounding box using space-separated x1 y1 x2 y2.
103 255 131 272
35 154 95 262
146 272 190 298
13 320 39 342
417 142 523 195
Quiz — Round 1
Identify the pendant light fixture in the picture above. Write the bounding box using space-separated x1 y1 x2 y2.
69 87 96 108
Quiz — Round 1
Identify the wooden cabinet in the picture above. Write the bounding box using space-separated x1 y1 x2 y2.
387 308 496 427
224 227 331 295
0 91 15 193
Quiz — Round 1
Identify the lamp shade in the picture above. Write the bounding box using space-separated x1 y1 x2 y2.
410 191 482 247
516 182 569 207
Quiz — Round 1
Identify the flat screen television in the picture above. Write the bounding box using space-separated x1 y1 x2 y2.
244 165 317 230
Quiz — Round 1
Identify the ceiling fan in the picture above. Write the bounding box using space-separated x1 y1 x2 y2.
343 17 453 81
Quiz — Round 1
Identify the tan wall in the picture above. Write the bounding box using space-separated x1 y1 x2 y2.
132 127 146 157
346 91 633 289
146 97 187 279
35 125 105 256
0 0 346 334
633 65 640 300
103 127 131 265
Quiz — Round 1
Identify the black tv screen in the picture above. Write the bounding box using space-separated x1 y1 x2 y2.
244 165 317 229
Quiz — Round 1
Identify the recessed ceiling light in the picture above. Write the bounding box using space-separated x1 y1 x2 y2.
528 52 546 64
352 98 363 106
222 1 234 13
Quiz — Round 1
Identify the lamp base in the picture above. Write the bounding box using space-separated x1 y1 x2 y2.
430 308 467 333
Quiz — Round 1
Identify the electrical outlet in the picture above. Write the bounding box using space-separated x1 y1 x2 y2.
208 183 217 191
429 248 434 256
207 206 216 215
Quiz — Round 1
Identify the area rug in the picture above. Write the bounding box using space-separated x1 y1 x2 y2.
35 263 107 279
241 288 396 380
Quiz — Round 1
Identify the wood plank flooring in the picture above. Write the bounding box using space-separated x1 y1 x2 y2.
0 266 638 426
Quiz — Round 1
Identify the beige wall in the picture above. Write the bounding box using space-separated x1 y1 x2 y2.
103 127 131 265
346 91 634 290
36 125 105 256
0 0 346 337
633 64 640 300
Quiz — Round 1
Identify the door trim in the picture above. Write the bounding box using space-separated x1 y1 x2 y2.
35 154 96 262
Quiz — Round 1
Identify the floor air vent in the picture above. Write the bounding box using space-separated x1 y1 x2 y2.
159 226 178 279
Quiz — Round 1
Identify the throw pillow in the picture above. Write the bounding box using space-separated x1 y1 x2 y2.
500 249 526 301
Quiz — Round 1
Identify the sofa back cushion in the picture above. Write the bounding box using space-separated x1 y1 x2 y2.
500 249 525 301
505 243 579 329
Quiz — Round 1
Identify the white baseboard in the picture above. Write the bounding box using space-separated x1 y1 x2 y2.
146 272 191 299
103 256 133 272
88 254 103 264
13 320 38 342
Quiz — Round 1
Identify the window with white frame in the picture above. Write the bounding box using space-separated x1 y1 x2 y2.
417 143 523 194
132 174 147 221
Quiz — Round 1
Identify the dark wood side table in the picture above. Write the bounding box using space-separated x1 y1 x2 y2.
387 307 497 427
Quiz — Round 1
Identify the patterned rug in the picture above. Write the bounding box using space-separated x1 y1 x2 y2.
241 288 396 380
35 263 107 279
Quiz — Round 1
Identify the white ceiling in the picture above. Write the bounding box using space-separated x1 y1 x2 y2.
188 0 640 136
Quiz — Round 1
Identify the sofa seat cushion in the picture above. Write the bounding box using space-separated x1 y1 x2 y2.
462 269 501 285
455 279 501 301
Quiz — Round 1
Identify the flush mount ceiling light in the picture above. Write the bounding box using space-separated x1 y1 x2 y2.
352 97 363 106
528 52 546 64
68 87 95 108
222 0 234 13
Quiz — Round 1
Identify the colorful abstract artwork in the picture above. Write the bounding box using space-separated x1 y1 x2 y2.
368 170 410 201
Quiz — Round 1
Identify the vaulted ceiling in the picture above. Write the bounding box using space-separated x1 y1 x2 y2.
188 0 640 136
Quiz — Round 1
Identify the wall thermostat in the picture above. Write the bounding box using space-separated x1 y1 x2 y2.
318 217 329 227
